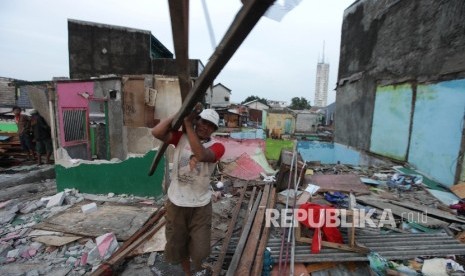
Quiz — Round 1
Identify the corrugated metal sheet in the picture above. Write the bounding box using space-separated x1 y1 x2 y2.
214 137 265 162
222 152 264 180
222 232 465 263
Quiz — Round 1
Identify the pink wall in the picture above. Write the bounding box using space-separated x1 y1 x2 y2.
57 82 94 108
56 82 94 147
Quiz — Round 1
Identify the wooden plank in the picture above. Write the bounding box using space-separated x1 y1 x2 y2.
357 196 448 227
148 0 276 175
168 0 191 101
236 184 271 275
295 224 368 254
33 235 81 247
91 217 166 276
251 187 276 276
387 199 465 224
241 186 256 236
212 182 248 276
226 190 262 276
295 191 311 206
33 202 158 241
122 78 146 127
309 174 370 195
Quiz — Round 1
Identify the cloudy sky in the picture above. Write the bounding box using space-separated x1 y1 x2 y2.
0 0 354 105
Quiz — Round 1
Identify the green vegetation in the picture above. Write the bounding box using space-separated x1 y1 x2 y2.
289 97 311 110
265 138 294 160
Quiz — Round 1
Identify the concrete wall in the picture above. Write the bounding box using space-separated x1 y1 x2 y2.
0 77 16 107
94 79 125 160
152 59 203 78
370 84 412 161
206 83 231 108
408 80 465 185
336 0 465 185
336 0 465 150
295 112 319 133
267 112 295 137
68 19 172 79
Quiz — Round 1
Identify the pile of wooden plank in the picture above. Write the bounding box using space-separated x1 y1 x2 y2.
0 132 25 167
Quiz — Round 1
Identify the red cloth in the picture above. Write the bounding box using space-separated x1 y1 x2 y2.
298 203 344 253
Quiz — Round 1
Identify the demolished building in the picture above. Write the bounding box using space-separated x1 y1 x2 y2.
335 0 465 187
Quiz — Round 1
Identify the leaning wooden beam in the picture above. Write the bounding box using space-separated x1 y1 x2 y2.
212 182 249 276
148 0 276 175
168 0 191 101
226 190 263 276
251 187 276 276
91 216 166 276
236 184 271 275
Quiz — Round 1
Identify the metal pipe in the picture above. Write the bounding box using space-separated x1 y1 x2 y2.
278 144 296 275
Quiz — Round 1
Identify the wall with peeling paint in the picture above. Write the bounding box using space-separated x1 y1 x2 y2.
336 0 465 186
56 151 165 197
297 141 360 165
408 80 465 185
267 112 295 138
370 84 412 161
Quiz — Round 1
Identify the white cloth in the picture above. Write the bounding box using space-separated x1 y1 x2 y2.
167 135 217 207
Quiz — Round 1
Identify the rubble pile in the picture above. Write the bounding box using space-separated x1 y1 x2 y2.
0 188 163 275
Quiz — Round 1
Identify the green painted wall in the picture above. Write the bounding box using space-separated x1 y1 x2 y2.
0 122 18 133
265 138 294 160
56 151 165 197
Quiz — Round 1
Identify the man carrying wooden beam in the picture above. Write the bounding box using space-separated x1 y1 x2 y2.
151 104 225 275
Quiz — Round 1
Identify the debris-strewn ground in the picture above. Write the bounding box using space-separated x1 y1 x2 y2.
2 162 465 275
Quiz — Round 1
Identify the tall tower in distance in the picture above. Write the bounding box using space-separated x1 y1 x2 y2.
314 42 330 107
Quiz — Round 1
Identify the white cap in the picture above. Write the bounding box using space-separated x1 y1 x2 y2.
199 109 219 128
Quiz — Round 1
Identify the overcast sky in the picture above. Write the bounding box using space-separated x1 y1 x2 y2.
0 0 354 105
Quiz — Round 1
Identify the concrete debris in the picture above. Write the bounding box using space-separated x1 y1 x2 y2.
147 251 157 266
6 248 20 258
20 200 45 214
25 269 39 276
45 192 65 208
81 202 98 214
95 232 119 260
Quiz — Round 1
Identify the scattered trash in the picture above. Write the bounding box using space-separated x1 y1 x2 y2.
368 252 388 276
324 191 347 207
305 184 320 195
387 173 423 191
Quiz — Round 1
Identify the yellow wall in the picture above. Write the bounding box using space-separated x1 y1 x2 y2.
266 113 294 136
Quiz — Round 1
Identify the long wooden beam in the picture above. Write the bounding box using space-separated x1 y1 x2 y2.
91 216 166 276
148 0 276 175
168 0 191 101
236 184 271 275
226 190 263 276
212 182 249 276
251 187 276 276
